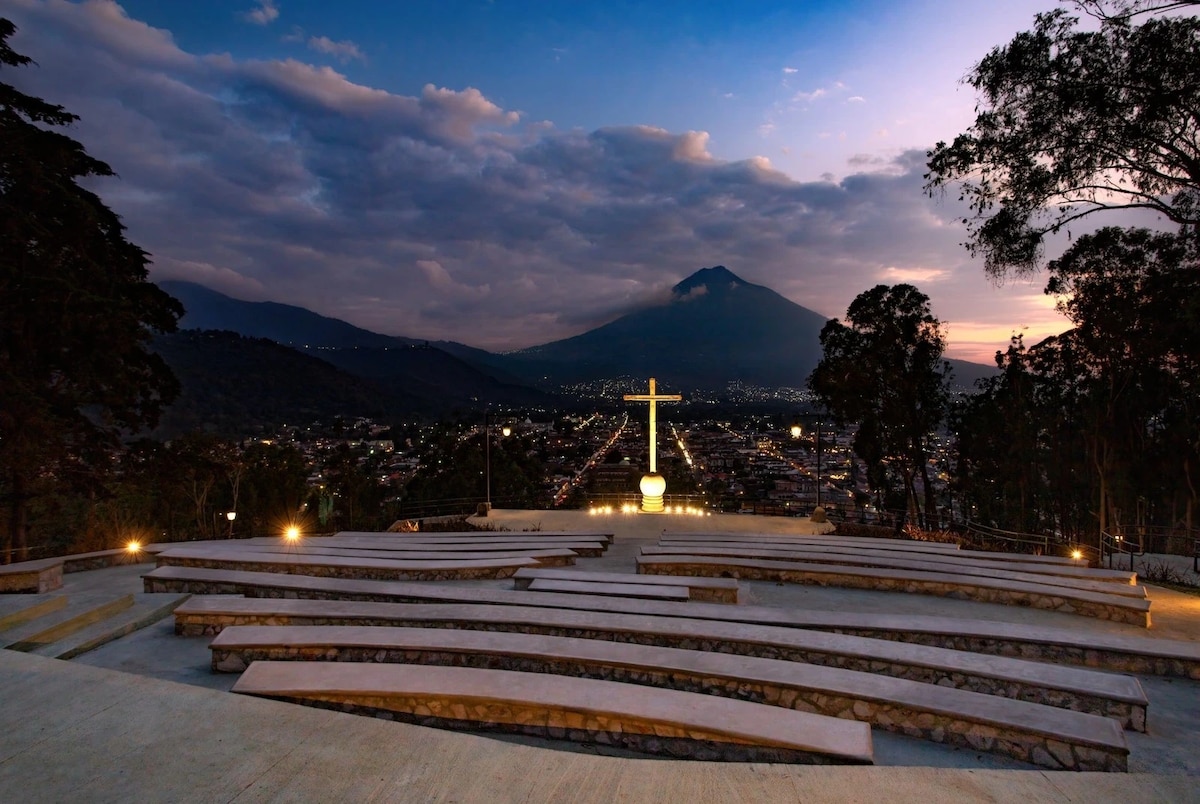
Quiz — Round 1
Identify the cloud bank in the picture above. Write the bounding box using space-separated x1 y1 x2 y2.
4 0 1067 359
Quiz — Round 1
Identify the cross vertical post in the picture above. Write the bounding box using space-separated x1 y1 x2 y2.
624 377 683 513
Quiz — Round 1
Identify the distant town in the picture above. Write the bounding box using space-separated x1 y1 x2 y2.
261 406 956 529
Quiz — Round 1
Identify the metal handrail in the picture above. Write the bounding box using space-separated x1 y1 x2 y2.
964 521 1052 555
1100 528 1145 573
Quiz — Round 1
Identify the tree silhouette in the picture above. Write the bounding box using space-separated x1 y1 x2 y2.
1 20 182 561
809 284 951 520
925 4 1200 278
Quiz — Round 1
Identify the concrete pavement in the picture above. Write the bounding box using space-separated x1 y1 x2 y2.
3 509 1199 801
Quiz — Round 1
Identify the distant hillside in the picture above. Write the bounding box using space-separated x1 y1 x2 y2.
149 330 410 437
150 330 556 437
159 280 524 384
309 344 558 410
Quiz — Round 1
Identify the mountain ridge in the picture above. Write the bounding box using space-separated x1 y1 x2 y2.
159 268 998 397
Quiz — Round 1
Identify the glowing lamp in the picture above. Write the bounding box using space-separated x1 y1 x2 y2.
126 540 142 554
638 472 666 513
284 526 301 542
1071 549 1083 561
790 425 802 439
501 426 512 437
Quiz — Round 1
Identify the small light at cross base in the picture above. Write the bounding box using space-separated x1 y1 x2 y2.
1071 549 1083 560
126 540 142 554
284 526 301 542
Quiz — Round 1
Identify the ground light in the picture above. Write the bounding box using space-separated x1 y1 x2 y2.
284 526 301 543
125 540 142 554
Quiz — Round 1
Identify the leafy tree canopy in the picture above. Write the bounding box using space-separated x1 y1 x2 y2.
1 20 182 560
808 284 951 517
925 2 1200 278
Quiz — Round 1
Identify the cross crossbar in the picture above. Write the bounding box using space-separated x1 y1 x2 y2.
624 377 682 473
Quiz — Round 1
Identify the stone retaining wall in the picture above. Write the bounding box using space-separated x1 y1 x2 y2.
277 696 862 765
826 628 1200 681
0 563 62 593
155 556 527 581
638 561 1149 627
216 646 1125 771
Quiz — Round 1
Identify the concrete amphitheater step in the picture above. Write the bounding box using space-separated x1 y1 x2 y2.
28 593 191 660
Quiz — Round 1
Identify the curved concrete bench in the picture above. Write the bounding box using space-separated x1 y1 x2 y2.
659 539 1132 583
215 626 1127 771
513 568 739 604
664 532 963 554
169 544 581 566
641 546 1144 596
526 579 689 602
664 533 1086 566
178 596 1148 731
331 530 615 545
637 555 1151 627
303 540 607 557
0 549 155 594
0 559 63 594
156 547 542 581
231 660 874 765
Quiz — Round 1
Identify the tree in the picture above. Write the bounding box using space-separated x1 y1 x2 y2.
952 229 1200 543
1044 227 1200 534
0 21 182 561
808 284 952 521
924 3 1200 278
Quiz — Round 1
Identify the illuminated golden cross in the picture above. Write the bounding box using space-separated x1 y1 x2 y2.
623 377 682 474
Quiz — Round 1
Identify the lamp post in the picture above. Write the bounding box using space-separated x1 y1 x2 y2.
226 510 236 539
484 412 512 513
791 417 825 522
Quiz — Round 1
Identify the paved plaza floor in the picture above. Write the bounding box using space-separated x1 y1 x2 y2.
2 509 1199 801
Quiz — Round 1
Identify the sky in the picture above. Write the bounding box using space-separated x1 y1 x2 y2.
1 0 1118 362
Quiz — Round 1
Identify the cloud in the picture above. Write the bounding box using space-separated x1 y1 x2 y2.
243 0 279 25
307 35 365 64
782 66 798 74
416 260 491 300
792 87 827 104
1 0 1069 359
882 266 946 283
847 96 865 103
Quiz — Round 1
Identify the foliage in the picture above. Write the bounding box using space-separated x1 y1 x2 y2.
954 229 1200 541
808 284 952 519
1 21 182 561
925 4 1200 278
402 430 549 512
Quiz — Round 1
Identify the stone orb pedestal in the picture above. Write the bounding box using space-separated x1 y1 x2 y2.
810 506 827 524
639 473 666 514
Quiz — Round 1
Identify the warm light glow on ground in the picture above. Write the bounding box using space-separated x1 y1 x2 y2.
589 504 708 516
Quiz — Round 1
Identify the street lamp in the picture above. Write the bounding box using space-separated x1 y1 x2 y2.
791 418 825 522
226 510 236 539
484 413 512 513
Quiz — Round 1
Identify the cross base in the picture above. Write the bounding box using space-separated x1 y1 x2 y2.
639 473 667 514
